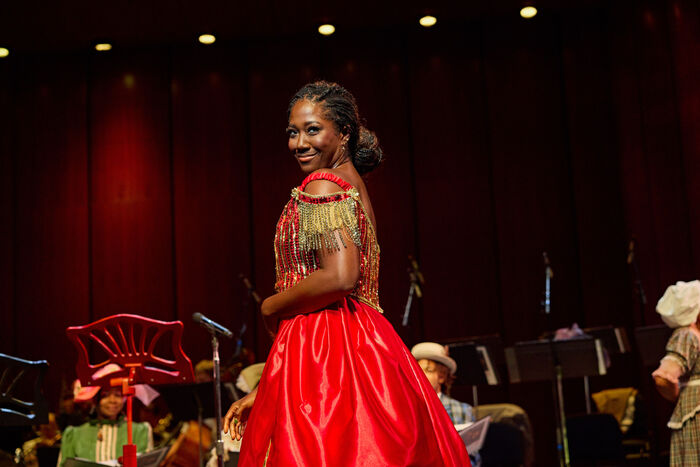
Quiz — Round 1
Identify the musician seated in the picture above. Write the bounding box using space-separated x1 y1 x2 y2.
57 365 153 467
412 342 481 466
411 342 474 424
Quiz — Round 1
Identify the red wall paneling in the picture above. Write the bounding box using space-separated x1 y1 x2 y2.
407 25 503 342
89 50 175 321
0 60 15 355
669 0 700 276
560 11 632 328
12 54 90 404
170 46 253 366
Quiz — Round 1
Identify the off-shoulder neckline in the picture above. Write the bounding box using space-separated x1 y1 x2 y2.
299 171 355 192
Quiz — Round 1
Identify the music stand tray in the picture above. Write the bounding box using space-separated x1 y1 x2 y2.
583 326 631 355
505 338 607 384
448 342 501 387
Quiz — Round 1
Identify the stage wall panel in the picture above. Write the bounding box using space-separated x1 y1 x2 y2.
482 14 582 344
670 0 700 277
407 25 503 341
11 55 90 400
89 50 175 321
0 62 15 354
560 11 632 328
170 46 253 366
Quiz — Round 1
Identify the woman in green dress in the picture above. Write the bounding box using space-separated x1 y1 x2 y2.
57 385 152 466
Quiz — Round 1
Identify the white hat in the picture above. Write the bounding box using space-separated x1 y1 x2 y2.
411 342 457 375
236 363 265 394
656 280 700 328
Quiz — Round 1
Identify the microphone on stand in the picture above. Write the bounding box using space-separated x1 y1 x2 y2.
192 313 233 338
402 255 425 326
239 274 262 305
408 255 425 298
543 251 553 278
542 252 552 315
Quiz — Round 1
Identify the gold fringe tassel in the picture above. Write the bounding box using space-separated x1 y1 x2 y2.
296 195 362 252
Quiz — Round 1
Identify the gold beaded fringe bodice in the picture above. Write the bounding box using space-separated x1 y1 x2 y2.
273 174 381 313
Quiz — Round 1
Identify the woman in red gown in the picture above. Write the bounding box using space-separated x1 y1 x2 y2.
224 81 470 466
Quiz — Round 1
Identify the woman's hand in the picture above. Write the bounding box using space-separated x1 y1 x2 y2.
223 387 258 441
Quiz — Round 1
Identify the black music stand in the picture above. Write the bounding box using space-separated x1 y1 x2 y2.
584 326 630 355
582 326 630 413
505 337 607 383
0 353 49 426
505 338 607 467
447 341 501 409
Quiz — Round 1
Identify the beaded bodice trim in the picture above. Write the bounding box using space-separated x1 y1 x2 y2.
273 172 382 313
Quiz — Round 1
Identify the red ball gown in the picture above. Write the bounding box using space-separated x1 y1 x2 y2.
238 172 470 466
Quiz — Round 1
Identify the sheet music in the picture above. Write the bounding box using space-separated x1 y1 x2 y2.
456 416 490 454
594 339 607 375
476 345 498 385
614 328 625 353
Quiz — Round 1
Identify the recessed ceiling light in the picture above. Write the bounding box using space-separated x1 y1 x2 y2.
0 48 8 58
199 34 216 45
95 43 112 52
318 24 335 36
419 16 437 27
520 6 538 19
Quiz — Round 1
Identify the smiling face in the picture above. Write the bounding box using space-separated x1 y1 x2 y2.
287 99 348 173
98 387 125 420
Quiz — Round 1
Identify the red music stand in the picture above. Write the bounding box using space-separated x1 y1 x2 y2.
67 314 195 467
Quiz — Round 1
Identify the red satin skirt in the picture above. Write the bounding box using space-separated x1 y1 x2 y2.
238 297 471 466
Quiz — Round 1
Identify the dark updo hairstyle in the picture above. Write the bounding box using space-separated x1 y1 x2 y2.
288 81 384 175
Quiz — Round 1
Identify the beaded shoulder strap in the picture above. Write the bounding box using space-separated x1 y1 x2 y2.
293 172 361 252
300 171 354 192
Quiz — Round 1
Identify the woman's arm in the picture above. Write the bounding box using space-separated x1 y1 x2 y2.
653 375 679 402
262 179 361 324
652 358 683 402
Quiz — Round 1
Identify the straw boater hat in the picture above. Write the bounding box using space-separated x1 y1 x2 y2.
411 342 457 376
656 280 700 328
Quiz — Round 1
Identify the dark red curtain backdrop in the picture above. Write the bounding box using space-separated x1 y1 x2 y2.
1 1 699 463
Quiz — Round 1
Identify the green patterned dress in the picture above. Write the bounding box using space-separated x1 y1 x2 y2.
58 418 152 466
